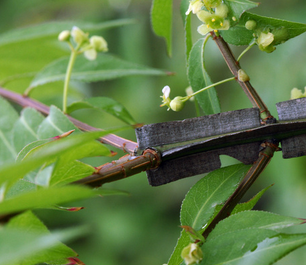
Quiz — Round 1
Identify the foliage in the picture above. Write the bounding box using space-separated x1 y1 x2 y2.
0 0 306 264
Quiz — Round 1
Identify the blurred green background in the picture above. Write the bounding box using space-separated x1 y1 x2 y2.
1 0 306 264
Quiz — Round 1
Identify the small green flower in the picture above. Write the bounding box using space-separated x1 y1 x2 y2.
71 26 89 45
84 36 108 60
256 32 275 53
196 7 229 36
181 243 203 265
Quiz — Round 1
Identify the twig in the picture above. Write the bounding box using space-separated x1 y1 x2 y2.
202 140 279 239
210 32 273 122
0 87 138 153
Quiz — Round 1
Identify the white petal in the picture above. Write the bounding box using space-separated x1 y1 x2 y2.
162 85 171 98
84 49 97 60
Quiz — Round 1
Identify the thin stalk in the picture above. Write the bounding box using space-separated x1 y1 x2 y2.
63 49 78 113
237 41 256 62
210 32 273 122
202 140 279 239
188 77 236 99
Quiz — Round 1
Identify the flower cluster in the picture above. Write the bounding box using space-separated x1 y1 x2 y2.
58 26 108 60
186 0 230 36
244 20 289 53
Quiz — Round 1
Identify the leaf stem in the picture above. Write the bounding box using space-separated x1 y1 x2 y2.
63 49 78 113
237 41 256 62
188 77 236 99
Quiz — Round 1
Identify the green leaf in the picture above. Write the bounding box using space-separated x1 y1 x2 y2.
37 105 80 139
0 185 95 216
209 185 272 221
200 228 278 265
0 19 136 47
208 211 305 239
168 230 190 265
67 97 136 125
181 164 250 230
225 233 306 265
187 38 221 115
0 96 19 166
6 211 77 265
0 130 120 188
13 108 44 153
151 0 173 56
222 12 306 46
180 0 193 60
50 160 95 186
169 164 251 265
223 0 259 26
29 53 168 89
0 226 86 265
231 185 272 214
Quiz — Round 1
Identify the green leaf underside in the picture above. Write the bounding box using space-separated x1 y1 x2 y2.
0 226 86 265
224 0 259 26
0 185 125 216
67 97 136 125
29 53 167 88
0 96 19 166
5 211 77 265
0 19 137 47
187 38 221 115
168 164 251 265
151 0 173 56
222 12 306 46
13 108 45 153
0 129 119 189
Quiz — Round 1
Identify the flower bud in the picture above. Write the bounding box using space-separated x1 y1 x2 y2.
238 69 250 82
215 3 229 18
256 32 275 53
181 243 203 265
170 96 186 112
90 36 108 52
58 30 70 42
71 26 88 45
245 20 257 30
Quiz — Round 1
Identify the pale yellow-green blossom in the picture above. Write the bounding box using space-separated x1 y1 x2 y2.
181 243 203 265
291 87 306 99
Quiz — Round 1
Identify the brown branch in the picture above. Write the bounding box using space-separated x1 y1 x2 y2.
0 87 138 153
202 140 279 239
210 32 274 123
